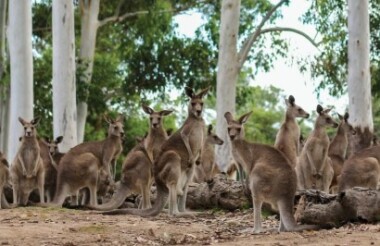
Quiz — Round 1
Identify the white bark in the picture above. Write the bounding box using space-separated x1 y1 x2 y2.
347 0 373 151
77 0 100 143
7 0 34 161
215 0 241 171
52 0 77 152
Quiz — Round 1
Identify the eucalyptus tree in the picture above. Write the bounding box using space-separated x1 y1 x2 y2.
52 0 77 151
303 0 375 152
215 0 318 171
7 0 34 160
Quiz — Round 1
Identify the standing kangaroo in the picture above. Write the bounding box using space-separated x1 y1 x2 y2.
103 86 209 216
91 136 153 210
0 151 10 209
328 113 356 193
11 117 45 206
39 136 63 202
193 124 224 183
225 111 317 232
52 115 124 206
296 105 338 192
338 145 380 192
274 95 310 168
142 104 173 161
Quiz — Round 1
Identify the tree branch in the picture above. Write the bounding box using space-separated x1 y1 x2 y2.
237 0 288 69
98 0 208 28
259 27 320 48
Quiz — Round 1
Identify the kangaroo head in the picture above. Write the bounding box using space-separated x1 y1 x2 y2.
337 112 356 135
224 111 252 141
142 105 173 129
315 105 338 128
105 114 125 138
206 125 224 145
45 136 63 156
185 86 210 119
285 95 310 119
18 117 40 137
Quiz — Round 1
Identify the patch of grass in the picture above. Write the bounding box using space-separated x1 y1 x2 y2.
261 207 276 219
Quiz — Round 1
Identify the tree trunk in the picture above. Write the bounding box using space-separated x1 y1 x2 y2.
295 188 380 228
0 0 8 153
77 0 100 143
52 0 77 152
347 0 373 153
215 0 241 172
7 0 34 161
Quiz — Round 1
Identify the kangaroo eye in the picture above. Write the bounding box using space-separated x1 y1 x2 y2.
326 118 331 123
200 102 204 106
191 103 196 107
114 126 118 130
298 108 302 113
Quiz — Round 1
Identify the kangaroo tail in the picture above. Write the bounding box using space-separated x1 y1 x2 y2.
102 181 168 217
88 182 130 211
278 198 319 232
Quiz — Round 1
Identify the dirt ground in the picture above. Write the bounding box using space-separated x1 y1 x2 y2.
0 207 379 246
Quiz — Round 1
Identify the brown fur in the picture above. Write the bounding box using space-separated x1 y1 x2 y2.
10 117 45 206
225 111 317 232
91 137 153 210
296 105 338 192
38 136 63 202
193 124 224 183
328 113 356 193
338 145 380 192
102 86 210 216
142 105 173 161
53 115 124 206
0 151 10 209
274 95 309 168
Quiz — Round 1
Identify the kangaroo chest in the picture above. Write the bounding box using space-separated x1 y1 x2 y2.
188 122 205 159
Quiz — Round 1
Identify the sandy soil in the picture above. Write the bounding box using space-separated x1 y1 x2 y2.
0 207 379 246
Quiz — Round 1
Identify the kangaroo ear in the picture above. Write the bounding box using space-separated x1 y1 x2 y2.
207 124 213 135
238 111 253 124
185 86 195 98
287 95 295 107
159 110 173 116
337 113 343 121
18 117 27 125
323 108 332 114
1 158 9 167
224 112 234 124
104 115 113 124
316 105 324 115
344 112 349 121
56 136 64 144
31 117 40 125
166 128 173 136
19 137 23 142
135 136 143 143
43 137 51 144
197 86 211 98
142 105 154 115
116 114 124 123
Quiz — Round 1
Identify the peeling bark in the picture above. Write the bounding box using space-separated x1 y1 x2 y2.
295 188 380 228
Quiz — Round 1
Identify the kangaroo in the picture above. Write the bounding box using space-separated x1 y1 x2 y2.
10 117 45 206
338 145 380 192
38 136 63 202
274 95 310 168
224 111 317 232
102 86 209 216
328 113 356 193
90 136 153 211
0 151 11 209
193 124 224 183
296 105 338 193
142 104 173 161
80 167 115 205
52 115 124 206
